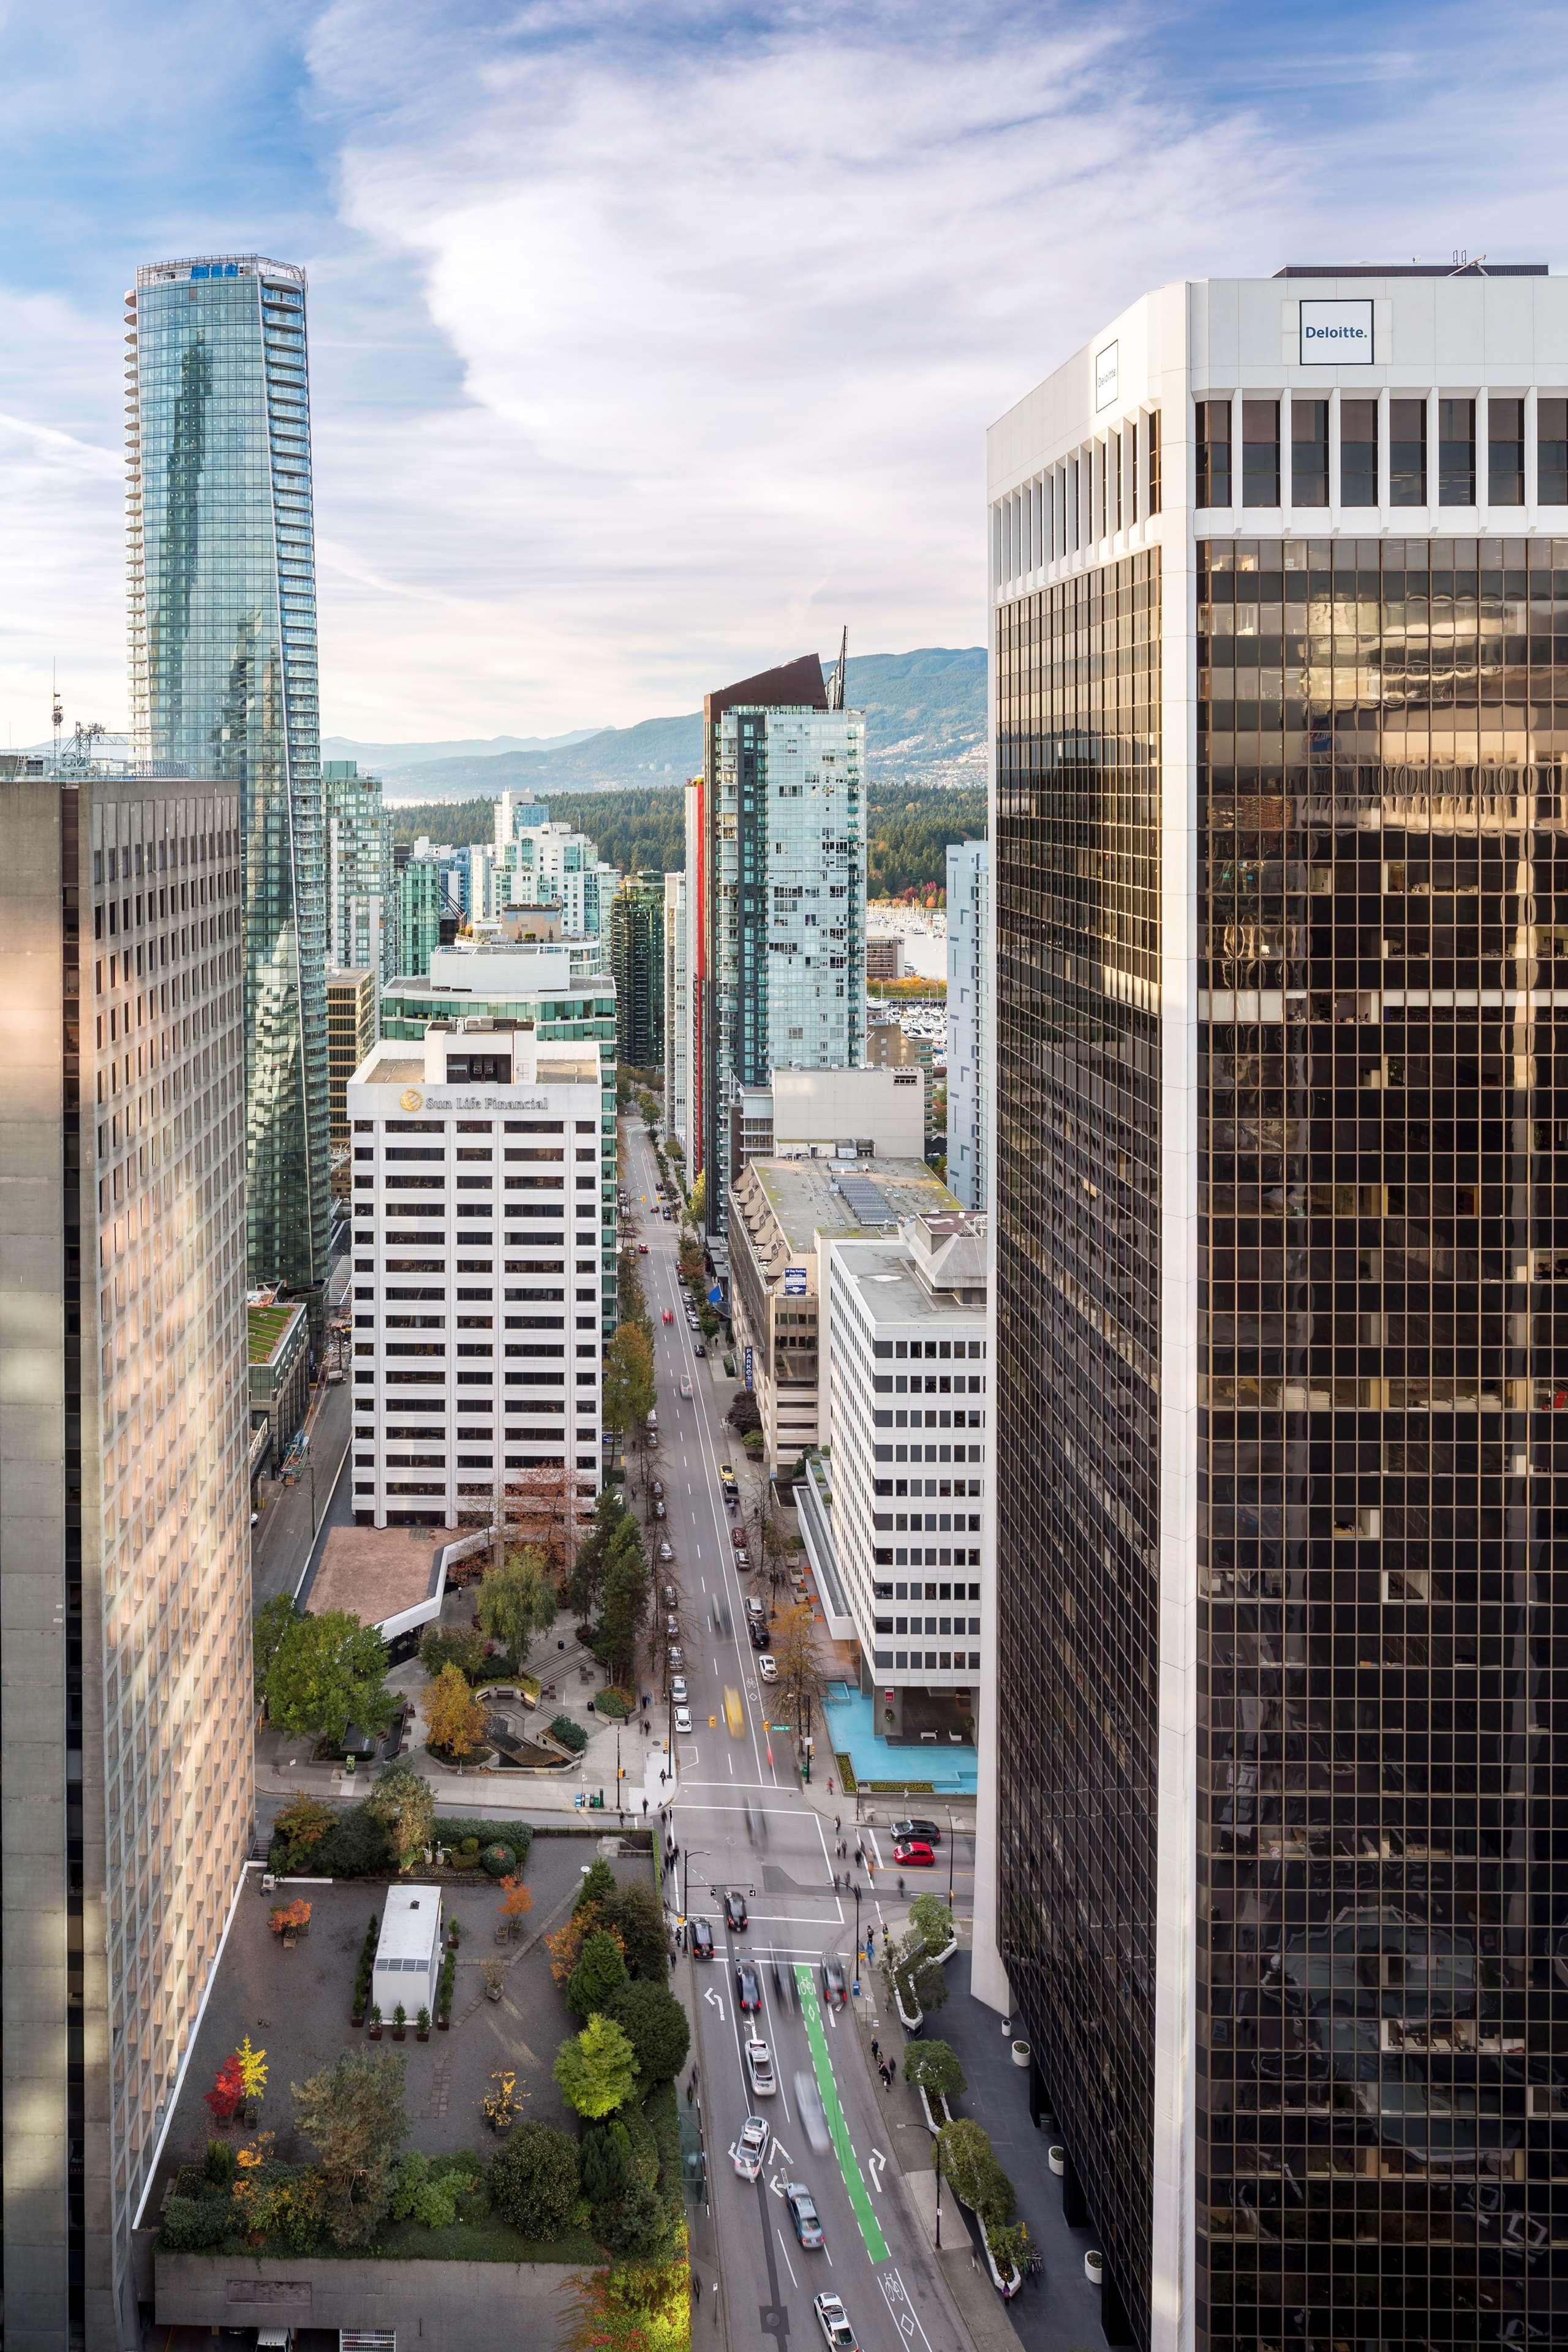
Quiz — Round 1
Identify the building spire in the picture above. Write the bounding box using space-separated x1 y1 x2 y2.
826 626 848 710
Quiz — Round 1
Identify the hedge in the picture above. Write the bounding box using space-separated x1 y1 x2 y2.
433 1818 534 1870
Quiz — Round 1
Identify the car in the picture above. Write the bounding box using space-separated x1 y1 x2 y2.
735 1961 762 2011
724 1889 749 1932
663 1206 674 1220
745 2035 777 2096
663 1583 677 1605
655 1499 666 1518
785 2182 824 2249
679 1375 693 1398
745 1596 766 1619
794 2071 829 2152
662 1308 674 1324
670 1676 688 1703
890 1817 943 1845
694 1341 707 1357
637 1241 649 1254
720 1463 737 1485
732 2114 771 2180
814 2291 859 2351
757 1654 777 1681
668 1645 685 1669
894 1839 937 1867
666 1615 680 1637
690 1917 714 1959
658 1540 674 1561
734 1546 750 1567
733 1526 748 1550
821 1958 848 2008
674 1706 693 1733
749 1623 769 1651
650 1477 664 1497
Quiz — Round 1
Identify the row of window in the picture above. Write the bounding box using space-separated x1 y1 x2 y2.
872 1649 979 1672
1197 396 1568 511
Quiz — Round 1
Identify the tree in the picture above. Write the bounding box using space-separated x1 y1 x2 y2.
935 2119 1014 2228
596 2176 673 2260
477 1548 557 1672
884 1920 950 2018
254 1593 304 1698
909 1893 956 1956
546 1902 624 1989
263 1610 394 1744
204 2052 244 2123
902 2038 965 2105
418 1622 488 1683
490 2122 580 2237
554 2014 639 2119
567 1929 631 2021
677 1237 706 1289
292 2048 409 2249
271 1792 337 1870
602 1323 655 1439
769 1599 826 1743
365 1758 436 1870
236 2036 269 2111
597 1881 670 1983
595 1538 649 1687
579 2118 631 2205
726 1389 761 1436
497 1468 589 1585
498 1875 533 1937
568 1490 630 1621
687 1170 706 1225
603 1979 690 2086
576 1857 618 1913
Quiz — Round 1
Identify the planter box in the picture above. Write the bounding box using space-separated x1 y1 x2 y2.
929 1936 959 1967
893 1983 924 2036
915 2084 956 2136
981 2224 1023 2300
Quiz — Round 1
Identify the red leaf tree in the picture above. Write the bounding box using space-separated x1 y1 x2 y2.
204 2052 245 2123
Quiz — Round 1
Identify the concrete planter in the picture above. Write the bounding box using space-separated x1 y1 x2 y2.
893 1981 924 2036
1085 2249 1104 2286
1048 2146 1066 2177
1011 2040 1031 2068
915 2084 955 2136
929 1935 959 1967
981 2223 1023 2300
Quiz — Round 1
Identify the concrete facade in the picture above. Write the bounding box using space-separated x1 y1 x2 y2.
154 2253 584 2344
944 840 989 1212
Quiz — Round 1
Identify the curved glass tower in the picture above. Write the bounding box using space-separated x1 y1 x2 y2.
126 254 328 1301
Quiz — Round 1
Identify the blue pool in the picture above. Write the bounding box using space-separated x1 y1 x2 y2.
820 1683 978 1795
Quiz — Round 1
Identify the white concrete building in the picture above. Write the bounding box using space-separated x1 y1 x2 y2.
348 1020 604 1528
944 840 987 1211
729 1064 925 1183
372 1885 444 2023
815 1214 988 1737
663 870 688 1148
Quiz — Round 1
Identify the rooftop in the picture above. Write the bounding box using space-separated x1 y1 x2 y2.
377 1884 443 1961
247 1301 305 1366
832 1233 986 1326
306 1523 450 1627
739 1156 958 1253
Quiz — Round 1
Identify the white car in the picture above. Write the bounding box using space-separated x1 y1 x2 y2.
744 2037 777 2097
731 2114 770 2180
814 2293 859 2351
679 1375 693 1398
757 1654 777 1681
670 1676 688 1703
674 1706 693 1733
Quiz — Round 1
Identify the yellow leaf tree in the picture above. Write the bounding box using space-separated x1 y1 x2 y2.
236 2037 268 2109
425 1662 489 1762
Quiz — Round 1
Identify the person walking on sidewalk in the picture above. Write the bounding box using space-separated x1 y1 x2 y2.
870 2037 881 2063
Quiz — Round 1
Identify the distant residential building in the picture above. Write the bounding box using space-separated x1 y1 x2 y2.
494 792 551 848
325 760 394 982
609 872 665 1071
865 1007 932 1076
944 840 988 1210
682 777 705 1176
728 1065 925 1186
326 967 377 1149
663 871 688 1148
394 848 449 978
725 1153 957 1470
500 818 619 936
249 1296 311 1469
0 760 249 2347
347 1022 605 1526
865 934 906 980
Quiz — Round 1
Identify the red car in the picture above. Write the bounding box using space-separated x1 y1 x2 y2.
893 1840 937 1868
662 1308 674 1324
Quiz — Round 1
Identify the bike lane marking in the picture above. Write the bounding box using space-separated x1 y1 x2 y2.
793 1963 889 2264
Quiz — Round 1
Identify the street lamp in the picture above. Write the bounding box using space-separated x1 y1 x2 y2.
934 2137 943 2250
853 1881 862 1969
616 1726 624 1823
947 1805 955 1906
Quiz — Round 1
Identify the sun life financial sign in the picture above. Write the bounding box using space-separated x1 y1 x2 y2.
1299 299 1374 366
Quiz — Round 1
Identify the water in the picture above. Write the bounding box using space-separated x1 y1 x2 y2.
820 1683 978 1795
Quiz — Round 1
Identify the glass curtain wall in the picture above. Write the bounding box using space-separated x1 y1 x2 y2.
128 258 328 1302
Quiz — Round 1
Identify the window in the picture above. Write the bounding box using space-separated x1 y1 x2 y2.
1196 400 1231 507
1439 397 1475 505
1340 398 1378 506
1390 398 1427 506
1488 396 1524 505
1242 401 1280 507
1147 407 1160 515
1538 398 1568 504
1291 399 1327 507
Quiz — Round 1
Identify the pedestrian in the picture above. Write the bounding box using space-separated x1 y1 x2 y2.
827 1776 834 1795
686 2078 694 2105
834 1815 842 1834
643 1798 649 1817
693 2274 702 2304
870 2037 881 2062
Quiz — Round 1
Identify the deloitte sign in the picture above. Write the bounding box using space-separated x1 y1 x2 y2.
1299 298 1373 365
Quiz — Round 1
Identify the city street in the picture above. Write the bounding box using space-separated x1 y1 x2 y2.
625 1120 976 2352
250 1365 354 1607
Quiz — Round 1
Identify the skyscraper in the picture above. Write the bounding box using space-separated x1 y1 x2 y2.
663 870 688 1147
0 755 251 2350
609 871 666 1071
325 760 394 986
986 266 1568 2350
126 254 329 1303
698 655 866 1230
944 839 989 1211
393 846 449 979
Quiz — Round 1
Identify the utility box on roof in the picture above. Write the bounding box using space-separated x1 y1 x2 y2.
372 1884 443 2020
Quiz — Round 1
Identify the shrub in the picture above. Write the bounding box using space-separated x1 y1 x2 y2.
491 2122 580 2238
312 1804 393 1880
550 1714 589 1754
389 2149 432 2220
935 2118 1016 2229
412 2174 460 2229
203 2138 237 2188
567 1929 631 2021
159 2195 230 2253
743 1429 765 1457
579 2119 631 2206
602 1980 690 2086
619 2101 661 2193
595 1686 630 1721
909 1893 955 1956
903 2039 965 2105
576 1858 618 1912
596 2176 673 2259
480 1842 518 1879
435 1816 533 1868
460 1836 480 1856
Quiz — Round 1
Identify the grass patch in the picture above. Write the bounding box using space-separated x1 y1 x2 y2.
834 1753 857 1795
369 2215 601 2264
863 1779 937 1794
433 1818 535 1867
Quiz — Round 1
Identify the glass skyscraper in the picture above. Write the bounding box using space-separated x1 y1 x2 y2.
986 268 1568 2351
126 254 328 1302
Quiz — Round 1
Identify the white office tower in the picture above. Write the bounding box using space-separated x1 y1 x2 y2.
663 871 688 1145
944 839 988 1210
347 1021 604 1530
500 818 619 937
821 1212 988 1739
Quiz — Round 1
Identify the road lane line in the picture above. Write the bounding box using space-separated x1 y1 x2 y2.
793 1964 889 2263
775 2228 799 2288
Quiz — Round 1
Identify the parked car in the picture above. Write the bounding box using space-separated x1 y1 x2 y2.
821 1958 848 2008
658 1540 674 1561
749 1623 769 1651
666 1614 680 1637
757 1654 778 1681
690 1917 714 1959
694 1341 707 1357
745 1597 765 1621
735 1961 762 2012
814 2292 859 2351
663 1583 677 1605
890 1818 943 1845
734 1545 750 1567
745 2037 777 2097
670 1676 688 1703
725 1889 749 1932
675 1706 693 1733
785 2182 824 2249
893 1840 937 1868
637 1241 649 1254
733 1528 749 1551
650 1477 664 1498
732 2114 770 2180
669 1645 685 1669
655 1500 666 1519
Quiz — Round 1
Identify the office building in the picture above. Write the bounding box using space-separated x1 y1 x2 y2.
381 944 617 1332
249 1296 311 1472
609 871 665 1072
682 778 706 1176
728 1064 925 1188
126 254 328 1303
987 265 1568 2352
865 934 907 981
393 848 449 979
698 655 867 1231
326 967 377 1150
663 871 689 1150
726 1153 957 1469
325 761 394 984
347 1021 604 1528
0 760 250 2349
865 1006 933 1078
812 1213 987 1743
500 817 620 937
945 840 989 1210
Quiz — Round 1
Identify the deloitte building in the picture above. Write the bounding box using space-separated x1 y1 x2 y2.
983 266 1568 2350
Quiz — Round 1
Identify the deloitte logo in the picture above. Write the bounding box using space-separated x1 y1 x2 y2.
1299 298 1374 365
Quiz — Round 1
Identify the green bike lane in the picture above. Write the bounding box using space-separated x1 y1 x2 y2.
793 1963 890 2264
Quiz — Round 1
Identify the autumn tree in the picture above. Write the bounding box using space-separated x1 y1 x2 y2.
546 1903 625 1989
553 2014 638 2120
497 1875 533 1939
770 1599 826 1742
292 2048 410 2248
271 1792 337 1870
365 1759 436 1871
601 1323 655 1441
424 1664 490 1764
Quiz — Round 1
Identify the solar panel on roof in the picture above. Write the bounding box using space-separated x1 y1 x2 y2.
838 1174 895 1225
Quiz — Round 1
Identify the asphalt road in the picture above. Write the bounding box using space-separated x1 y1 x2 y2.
625 1121 973 2352
250 1371 354 1608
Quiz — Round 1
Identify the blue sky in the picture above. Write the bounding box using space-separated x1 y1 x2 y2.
2 0 1565 742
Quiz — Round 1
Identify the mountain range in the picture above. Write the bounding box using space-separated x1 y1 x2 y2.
359 647 985 801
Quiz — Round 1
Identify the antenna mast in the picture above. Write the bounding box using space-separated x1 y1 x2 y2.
51 666 62 764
